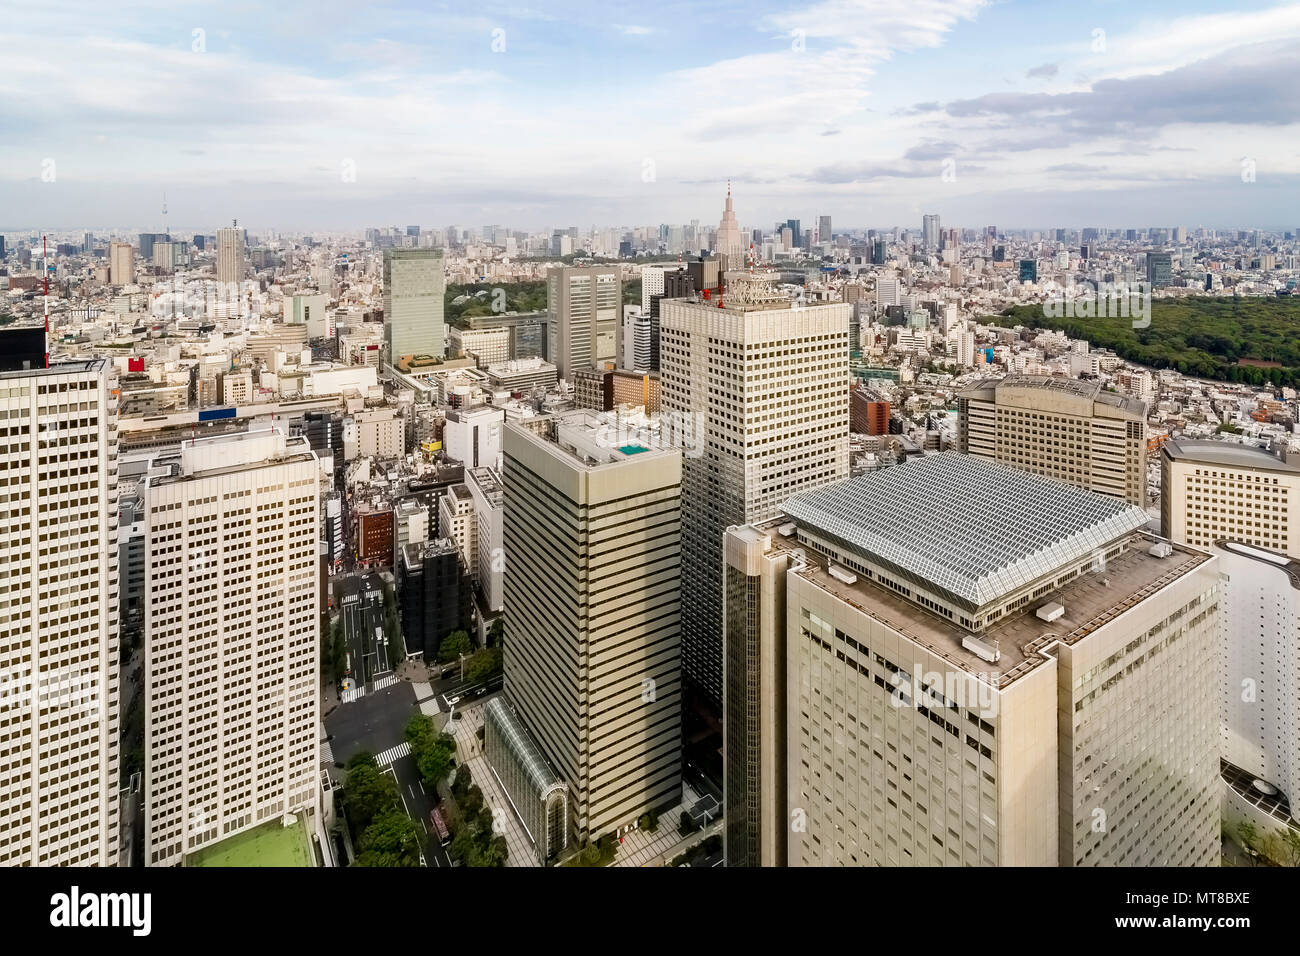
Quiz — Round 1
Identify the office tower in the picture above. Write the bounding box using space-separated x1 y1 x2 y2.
785 219 801 247
449 326 510 368
622 308 653 373
109 241 134 285
138 233 168 261
438 483 476 573
0 358 121 866
215 226 246 285
922 214 940 249
465 467 504 613
646 271 693 373
383 248 446 366
1213 540 1300 845
1146 251 1173 287
685 256 720 295
0 235 6 257
399 538 468 660
1018 258 1037 282
957 375 1147 506
444 405 503 470
725 453 1221 867
546 265 621 381
142 429 319 866
1161 439 1300 558
661 271 849 708
875 277 901 309
818 215 832 246
871 239 886 265
500 411 682 846
82 231 93 253
715 185 745 265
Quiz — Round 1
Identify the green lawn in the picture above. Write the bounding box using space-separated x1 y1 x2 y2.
186 816 314 867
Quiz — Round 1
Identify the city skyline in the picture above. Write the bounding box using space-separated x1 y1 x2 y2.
2 1 1299 230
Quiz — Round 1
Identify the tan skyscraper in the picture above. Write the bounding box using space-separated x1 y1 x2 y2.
545 265 622 381
957 375 1148 506
714 182 744 267
725 453 1221 867
109 241 134 285
661 271 849 708
497 411 682 851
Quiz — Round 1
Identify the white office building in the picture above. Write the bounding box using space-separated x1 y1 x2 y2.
0 359 121 866
142 429 319 866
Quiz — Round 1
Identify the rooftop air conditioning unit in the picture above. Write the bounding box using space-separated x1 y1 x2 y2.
829 564 857 585
962 634 1000 664
1036 602 1065 623
1148 542 1173 558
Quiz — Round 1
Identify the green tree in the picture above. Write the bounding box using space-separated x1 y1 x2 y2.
465 646 503 684
438 630 473 662
343 756 399 834
354 808 422 867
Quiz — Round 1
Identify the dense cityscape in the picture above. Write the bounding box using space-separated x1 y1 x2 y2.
1 0 1297 937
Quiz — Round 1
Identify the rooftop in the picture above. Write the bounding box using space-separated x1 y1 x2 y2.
185 816 314 868
781 451 1149 608
1163 437 1300 474
773 522 1208 687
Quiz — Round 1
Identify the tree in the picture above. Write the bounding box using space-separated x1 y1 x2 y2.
678 811 699 836
354 808 422 867
465 646 503 684
343 757 399 834
1279 827 1300 867
1236 820 1261 865
438 630 473 662
487 617 505 648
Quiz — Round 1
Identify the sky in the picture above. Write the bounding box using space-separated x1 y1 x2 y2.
1 0 1298 233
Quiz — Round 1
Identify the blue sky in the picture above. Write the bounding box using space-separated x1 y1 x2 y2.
1 0 1298 232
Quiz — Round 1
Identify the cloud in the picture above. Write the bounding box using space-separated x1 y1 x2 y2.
1025 62 1057 79
614 24 653 36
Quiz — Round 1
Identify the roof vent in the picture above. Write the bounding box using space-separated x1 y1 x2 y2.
829 564 857 585
1036 602 1065 623
1148 542 1173 559
962 634 1000 663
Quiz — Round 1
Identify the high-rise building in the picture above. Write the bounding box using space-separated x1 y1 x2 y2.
0 358 121 866
1018 258 1038 282
109 241 134 285
215 226 246 286
871 239 887 265
142 429 319 866
715 184 744 266
1160 439 1300 558
661 271 849 707
383 248 446 366
957 375 1147 505
818 215 832 246
1147 250 1173 287
399 538 467 660
725 453 1221 867
500 411 682 846
922 214 940 250
546 266 622 381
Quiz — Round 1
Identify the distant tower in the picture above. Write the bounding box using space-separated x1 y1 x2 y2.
715 181 744 266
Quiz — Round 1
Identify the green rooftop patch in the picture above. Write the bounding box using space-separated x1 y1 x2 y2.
185 815 314 868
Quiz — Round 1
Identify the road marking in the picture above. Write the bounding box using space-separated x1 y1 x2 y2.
374 741 412 766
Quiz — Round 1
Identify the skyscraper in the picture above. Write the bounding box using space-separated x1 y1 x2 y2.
1146 250 1173 287
726 453 1221 867
500 412 682 846
818 215 832 246
215 225 246 285
957 375 1148 506
142 429 320 866
661 271 849 707
922 214 940 250
383 248 446 366
545 265 622 381
1214 539 1300 848
0 358 121 866
109 241 134 285
715 185 744 266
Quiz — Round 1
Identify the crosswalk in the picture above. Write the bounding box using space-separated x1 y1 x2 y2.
372 673 399 692
340 673 399 705
320 739 335 765
341 686 364 704
374 741 412 767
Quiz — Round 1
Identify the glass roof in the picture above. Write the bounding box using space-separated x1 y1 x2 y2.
782 452 1149 608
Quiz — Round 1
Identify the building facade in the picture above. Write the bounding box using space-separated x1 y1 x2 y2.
958 375 1147 506
661 272 850 707
142 429 319 866
0 359 121 866
383 248 446 365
